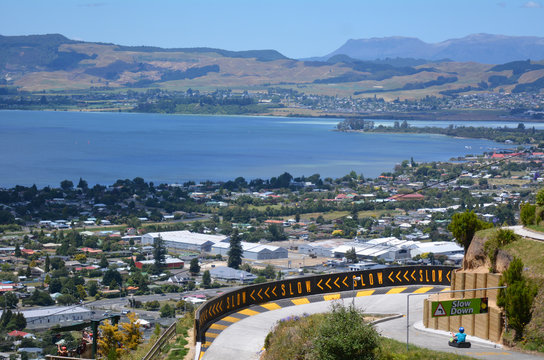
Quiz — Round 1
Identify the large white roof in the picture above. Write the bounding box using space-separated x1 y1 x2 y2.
213 241 284 253
411 241 463 256
2 306 91 319
147 230 227 245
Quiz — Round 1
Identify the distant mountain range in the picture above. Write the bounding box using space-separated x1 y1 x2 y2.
318 34 544 64
1 34 544 99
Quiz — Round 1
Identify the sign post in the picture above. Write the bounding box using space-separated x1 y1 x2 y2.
431 297 488 317
406 286 505 351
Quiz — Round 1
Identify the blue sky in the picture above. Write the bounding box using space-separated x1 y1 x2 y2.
1 0 543 58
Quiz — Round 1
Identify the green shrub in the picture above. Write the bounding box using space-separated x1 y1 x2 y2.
314 304 379 360
498 258 538 341
536 188 544 207
520 202 536 226
484 229 519 272
484 238 500 272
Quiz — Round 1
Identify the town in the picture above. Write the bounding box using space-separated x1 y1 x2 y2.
1 87 543 120
0 146 541 358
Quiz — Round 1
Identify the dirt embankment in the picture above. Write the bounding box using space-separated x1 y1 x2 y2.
463 232 512 273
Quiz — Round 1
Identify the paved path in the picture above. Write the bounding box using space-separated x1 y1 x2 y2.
202 293 544 360
507 225 544 241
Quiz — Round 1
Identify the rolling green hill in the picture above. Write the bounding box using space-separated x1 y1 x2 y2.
1 34 544 100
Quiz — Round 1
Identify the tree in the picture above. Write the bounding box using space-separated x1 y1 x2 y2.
74 253 87 262
498 258 537 340
14 244 21 257
77 178 89 191
126 217 141 229
189 258 200 275
99 254 109 269
0 291 18 309
60 180 74 191
202 270 211 287
103 269 123 289
267 224 286 241
448 210 492 252
48 277 62 294
57 294 77 305
98 320 124 359
160 303 174 318
153 235 167 274
0 309 13 328
44 254 50 272
10 313 26 331
120 312 143 350
87 281 99 297
536 187 544 207
345 247 358 263
50 257 65 270
26 290 54 306
0 210 15 225
520 202 536 226
262 264 276 279
153 323 161 337
227 229 243 269
76 284 87 300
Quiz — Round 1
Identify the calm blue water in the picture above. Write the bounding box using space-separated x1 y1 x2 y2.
0 111 508 187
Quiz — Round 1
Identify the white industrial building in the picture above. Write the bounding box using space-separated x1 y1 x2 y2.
410 241 464 258
331 237 464 263
2 306 92 329
141 230 228 253
298 239 345 257
211 241 288 260
209 266 257 283
332 237 417 262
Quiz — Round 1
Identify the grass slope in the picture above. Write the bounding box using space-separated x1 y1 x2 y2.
3 35 543 99
502 237 544 352
262 311 476 360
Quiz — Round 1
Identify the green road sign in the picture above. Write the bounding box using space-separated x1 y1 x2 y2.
432 297 488 317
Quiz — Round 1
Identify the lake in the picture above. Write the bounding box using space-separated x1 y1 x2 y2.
0 111 509 187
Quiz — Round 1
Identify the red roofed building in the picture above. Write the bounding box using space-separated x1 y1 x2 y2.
388 193 425 201
79 247 103 254
21 249 35 256
264 220 284 225
75 265 100 272
8 330 33 338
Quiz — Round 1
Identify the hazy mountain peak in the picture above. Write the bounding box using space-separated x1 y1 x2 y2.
324 34 544 64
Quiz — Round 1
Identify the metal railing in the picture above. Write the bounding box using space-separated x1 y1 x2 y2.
142 321 178 360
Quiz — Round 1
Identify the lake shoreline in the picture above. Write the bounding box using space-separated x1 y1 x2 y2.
2 107 543 123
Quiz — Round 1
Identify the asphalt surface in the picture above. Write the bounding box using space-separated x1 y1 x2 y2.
202 293 544 360
508 225 544 242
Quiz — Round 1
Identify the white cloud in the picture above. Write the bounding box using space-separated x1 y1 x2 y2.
522 1 542 8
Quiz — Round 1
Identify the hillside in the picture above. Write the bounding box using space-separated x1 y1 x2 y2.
1 34 544 100
323 34 544 64
502 236 544 351
466 229 544 352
